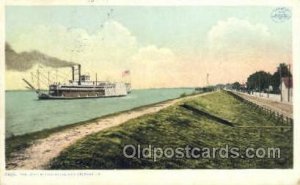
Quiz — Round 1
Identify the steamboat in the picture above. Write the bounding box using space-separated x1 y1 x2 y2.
23 65 131 100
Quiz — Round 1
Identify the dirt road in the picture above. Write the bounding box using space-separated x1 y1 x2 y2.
6 92 212 170
235 92 293 118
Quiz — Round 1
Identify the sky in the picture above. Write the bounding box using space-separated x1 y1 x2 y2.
5 6 292 89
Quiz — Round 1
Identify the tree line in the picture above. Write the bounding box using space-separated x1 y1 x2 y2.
231 63 292 94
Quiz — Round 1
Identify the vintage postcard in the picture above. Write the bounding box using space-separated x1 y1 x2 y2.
0 0 300 185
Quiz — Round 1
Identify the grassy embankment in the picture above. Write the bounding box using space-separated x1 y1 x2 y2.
49 91 293 169
5 92 198 162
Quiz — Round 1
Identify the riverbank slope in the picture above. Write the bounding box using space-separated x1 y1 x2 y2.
49 91 293 169
6 91 210 169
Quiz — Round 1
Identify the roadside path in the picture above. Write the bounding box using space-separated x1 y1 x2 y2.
6 92 213 170
235 92 293 118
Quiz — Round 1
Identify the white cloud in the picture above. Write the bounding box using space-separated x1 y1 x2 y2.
132 45 175 63
7 17 289 89
206 17 273 59
8 21 206 89
9 21 138 72
130 46 206 88
7 21 142 87
197 17 293 85
130 45 177 88
7 21 196 89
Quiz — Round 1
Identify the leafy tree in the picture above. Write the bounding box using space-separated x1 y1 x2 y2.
247 71 272 92
232 82 241 90
270 63 292 93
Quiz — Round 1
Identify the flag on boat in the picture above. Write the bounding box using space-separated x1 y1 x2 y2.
122 70 130 77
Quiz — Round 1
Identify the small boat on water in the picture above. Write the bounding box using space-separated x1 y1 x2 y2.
23 64 131 100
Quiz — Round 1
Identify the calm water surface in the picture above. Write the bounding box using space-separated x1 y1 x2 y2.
5 88 194 137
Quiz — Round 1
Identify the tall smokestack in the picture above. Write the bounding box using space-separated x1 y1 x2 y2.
78 64 81 85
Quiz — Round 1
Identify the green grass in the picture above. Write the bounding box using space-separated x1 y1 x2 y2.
5 117 101 162
48 91 293 169
5 93 198 162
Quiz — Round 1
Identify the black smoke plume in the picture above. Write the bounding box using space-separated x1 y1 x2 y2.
6 43 77 71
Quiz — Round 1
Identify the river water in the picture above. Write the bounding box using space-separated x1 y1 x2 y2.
5 88 194 137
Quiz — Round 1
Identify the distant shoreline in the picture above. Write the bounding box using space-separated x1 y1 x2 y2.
5 87 196 92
